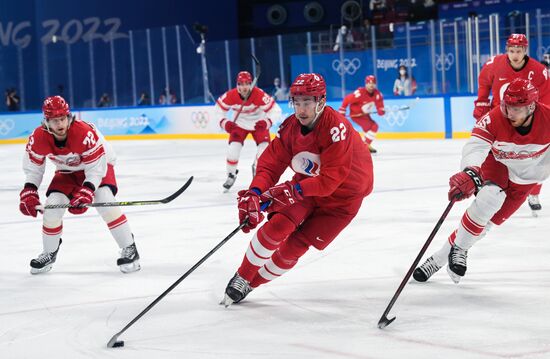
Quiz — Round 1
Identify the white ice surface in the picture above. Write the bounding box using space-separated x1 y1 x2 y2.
0 139 549 359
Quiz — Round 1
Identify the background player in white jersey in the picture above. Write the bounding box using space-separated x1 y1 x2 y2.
414 79 550 283
473 33 550 215
19 96 140 274
216 71 282 191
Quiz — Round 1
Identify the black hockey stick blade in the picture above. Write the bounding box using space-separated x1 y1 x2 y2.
106 335 124 348
378 315 396 329
106 220 247 348
157 176 194 204
39 176 194 210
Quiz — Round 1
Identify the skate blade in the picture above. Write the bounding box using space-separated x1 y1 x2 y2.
446 266 462 284
531 210 539 217
220 294 234 308
119 260 141 273
30 264 53 275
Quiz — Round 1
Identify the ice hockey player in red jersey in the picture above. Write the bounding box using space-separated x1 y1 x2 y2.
339 75 385 153
222 73 374 306
19 96 140 274
216 71 282 191
414 79 550 283
473 33 550 215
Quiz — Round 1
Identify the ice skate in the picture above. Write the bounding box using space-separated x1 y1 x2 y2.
447 245 468 284
413 256 442 282
221 272 253 307
117 242 141 273
222 170 239 192
527 194 541 217
30 239 62 275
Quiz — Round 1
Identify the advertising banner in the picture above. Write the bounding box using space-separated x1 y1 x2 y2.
77 106 222 136
1 97 449 142
450 96 477 136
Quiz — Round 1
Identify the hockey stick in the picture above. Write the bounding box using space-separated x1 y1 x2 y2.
107 202 270 348
355 97 420 116
232 54 261 123
377 197 456 329
37 176 193 210
107 220 249 348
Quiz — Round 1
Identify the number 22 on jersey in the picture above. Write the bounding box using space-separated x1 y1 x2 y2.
330 123 347 142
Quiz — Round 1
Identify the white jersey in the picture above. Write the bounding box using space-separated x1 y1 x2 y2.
215 87 282 131
462 104 550 185
23 120 116 189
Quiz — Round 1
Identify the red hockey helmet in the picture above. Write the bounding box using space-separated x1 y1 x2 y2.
290 73 326 98
365 75 377 84
506 33 528 47
501 78 538 116
42 96 70 119
236 71 253 84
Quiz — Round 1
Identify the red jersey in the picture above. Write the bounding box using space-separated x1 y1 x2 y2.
250 106 373 202
215 87 282 131
338 87 385 119
477 54 550 109
462 103 550 184
23 120 115 189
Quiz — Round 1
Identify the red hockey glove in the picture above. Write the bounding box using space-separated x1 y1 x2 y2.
473 100 491 121
237 188 265 233
69 183 95 215
448 167 483 201
220 118 236 133
254 119 271 131
260 181 303 213
19 184 41 217
377 108 386 116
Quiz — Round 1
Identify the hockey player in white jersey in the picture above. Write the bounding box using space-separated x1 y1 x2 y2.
216 71 282 191
414 78 550 283
19 96 140 274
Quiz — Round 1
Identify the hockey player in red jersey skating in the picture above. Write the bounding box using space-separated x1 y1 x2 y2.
216 71 282 191
222 73 374 306
19 96 140 274
414 79 550 284
339 75 385 153
473 33 550 215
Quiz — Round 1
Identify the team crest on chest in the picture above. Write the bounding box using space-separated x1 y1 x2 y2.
48 153 81 166
292 151 321 176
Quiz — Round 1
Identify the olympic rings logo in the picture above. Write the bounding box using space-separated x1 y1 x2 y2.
435 53 454 71
191 111 209 129
0 119 15 135
332 57 361 75
384 106 409 127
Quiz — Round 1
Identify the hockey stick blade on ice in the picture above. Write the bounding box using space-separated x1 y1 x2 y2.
38 176 194 210
107 220 248 348
377 198 456 329
106 203 271 348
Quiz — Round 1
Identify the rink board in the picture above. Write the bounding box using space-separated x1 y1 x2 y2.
0 96 476 144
